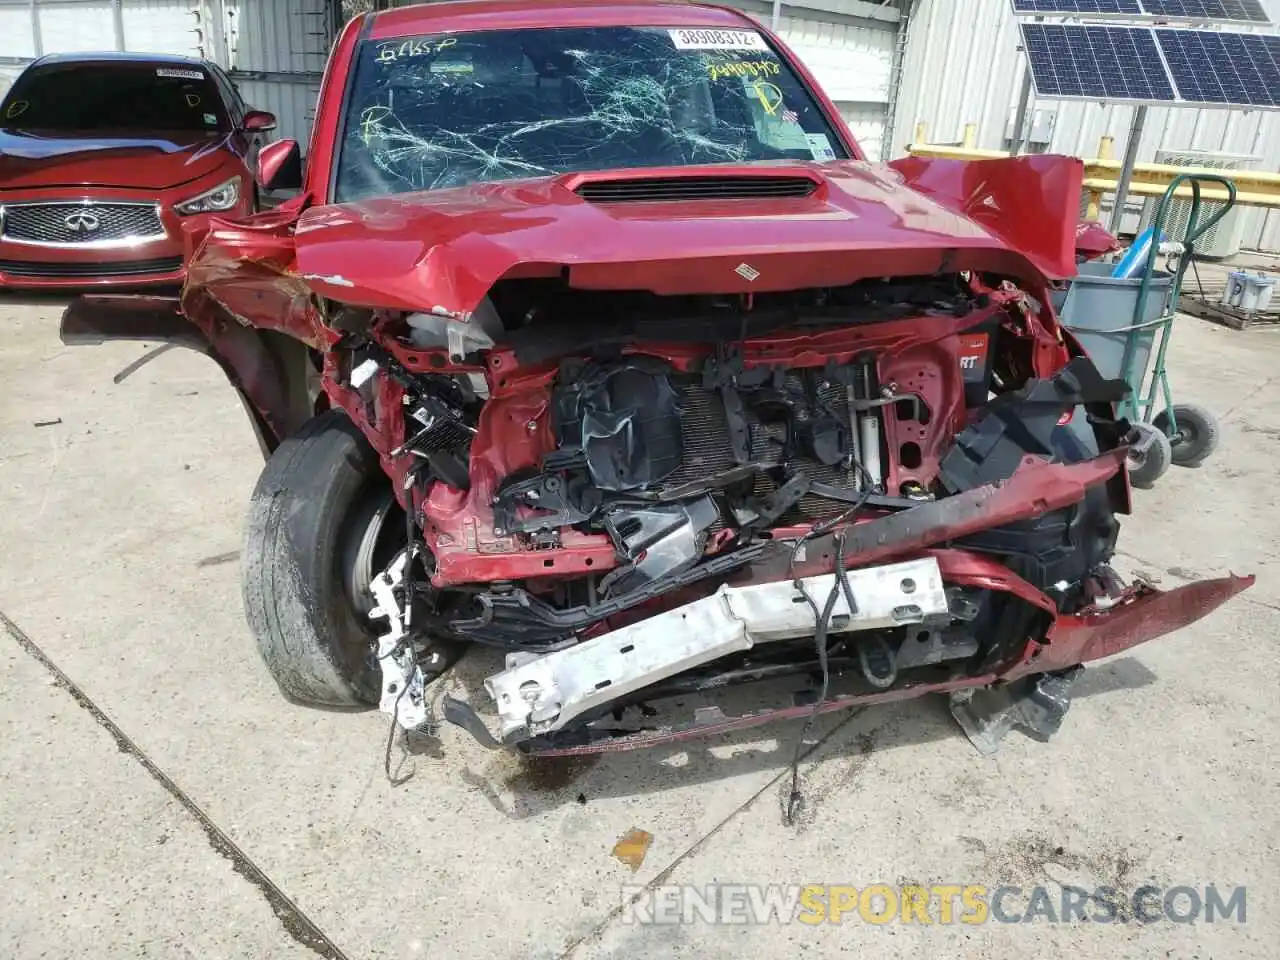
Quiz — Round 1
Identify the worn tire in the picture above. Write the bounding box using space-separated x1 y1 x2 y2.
242 410 385 707
1126 421 1173 489
1154 403 1220 467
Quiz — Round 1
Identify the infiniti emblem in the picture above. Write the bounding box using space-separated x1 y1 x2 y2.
64 210 101 234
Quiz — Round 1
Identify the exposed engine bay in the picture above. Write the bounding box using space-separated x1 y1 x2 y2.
315 269 1176 752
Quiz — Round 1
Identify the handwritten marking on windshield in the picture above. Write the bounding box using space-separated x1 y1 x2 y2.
375 36 458 64
5 100 29 119
708 59 780 82
358 105 394 145
752 81 784 116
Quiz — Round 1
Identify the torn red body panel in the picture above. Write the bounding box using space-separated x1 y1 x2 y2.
1005 574 1256 681
1075 219 1122 262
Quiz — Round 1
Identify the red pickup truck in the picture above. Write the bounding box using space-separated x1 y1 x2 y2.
62 0 1250 761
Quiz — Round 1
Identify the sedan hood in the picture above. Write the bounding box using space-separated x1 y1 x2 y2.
292 156 1085 314
0 129 233 190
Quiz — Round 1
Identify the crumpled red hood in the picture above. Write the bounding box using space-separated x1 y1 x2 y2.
292 156 1085 313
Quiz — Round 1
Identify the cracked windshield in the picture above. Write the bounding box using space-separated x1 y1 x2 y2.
335 25 848 200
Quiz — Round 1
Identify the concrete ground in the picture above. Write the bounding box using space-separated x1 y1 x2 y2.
1 291 1277 960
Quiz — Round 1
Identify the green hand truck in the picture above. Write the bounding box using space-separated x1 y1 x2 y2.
1055 173 1238 487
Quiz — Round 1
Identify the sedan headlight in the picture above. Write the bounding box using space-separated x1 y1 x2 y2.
174 177 241 216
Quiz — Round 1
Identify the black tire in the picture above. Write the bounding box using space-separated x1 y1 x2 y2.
1127 422 1172 489
1154 403 1220 467
243 410 394 707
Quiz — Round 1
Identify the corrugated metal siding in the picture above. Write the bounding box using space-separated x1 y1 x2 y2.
0 0 201 60
893 0 1280 251
35 2 116 51
0 2 39 58
840 101 887 160
225 0 332 148
121 0 201 55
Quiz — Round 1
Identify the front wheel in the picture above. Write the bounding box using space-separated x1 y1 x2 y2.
1127 421 1172 489
242 411 403 707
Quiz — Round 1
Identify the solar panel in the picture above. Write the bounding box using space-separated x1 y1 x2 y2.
1010 0 1273 20
1020 23 1178 101
1011 0 1143 14
1156 29 1280 105
1140 0 1272 24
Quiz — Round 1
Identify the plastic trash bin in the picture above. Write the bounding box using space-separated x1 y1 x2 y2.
1050 262 1174 384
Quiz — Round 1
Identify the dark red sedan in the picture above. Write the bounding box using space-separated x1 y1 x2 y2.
0 51 274 289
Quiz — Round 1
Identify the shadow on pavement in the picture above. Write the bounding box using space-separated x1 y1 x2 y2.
432 653 1158 820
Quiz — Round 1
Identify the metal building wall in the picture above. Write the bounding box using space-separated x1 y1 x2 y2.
221 0 334 147
0 0 38 95
891 0 1280 252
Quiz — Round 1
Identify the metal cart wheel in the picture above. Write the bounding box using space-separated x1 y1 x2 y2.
1128 422 1173 488
1154 403 1220 467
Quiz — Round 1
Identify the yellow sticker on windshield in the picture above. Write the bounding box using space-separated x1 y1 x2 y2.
752 81 784 116
4 99 29 119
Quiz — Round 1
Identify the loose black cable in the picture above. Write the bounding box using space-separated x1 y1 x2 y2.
785 521 869 825
784 568 838 825
383 677 416 786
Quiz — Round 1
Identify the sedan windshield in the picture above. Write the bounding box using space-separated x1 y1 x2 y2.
334 25 849 201
1 63 226 133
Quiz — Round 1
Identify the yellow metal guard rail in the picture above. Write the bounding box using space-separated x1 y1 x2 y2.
906 123 1280 219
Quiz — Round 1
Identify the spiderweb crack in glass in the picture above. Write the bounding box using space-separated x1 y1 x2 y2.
334 26 847 201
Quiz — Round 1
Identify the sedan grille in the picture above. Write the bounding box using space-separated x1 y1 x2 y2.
0 256 183 279
1 202 165 245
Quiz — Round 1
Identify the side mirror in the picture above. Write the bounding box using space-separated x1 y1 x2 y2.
257 139 302 192
243 110 277 133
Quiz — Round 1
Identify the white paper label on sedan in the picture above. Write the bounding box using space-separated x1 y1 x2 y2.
156 68 205 80
668 29 768 50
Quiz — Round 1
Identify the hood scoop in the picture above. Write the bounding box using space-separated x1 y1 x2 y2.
572 173 818 204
